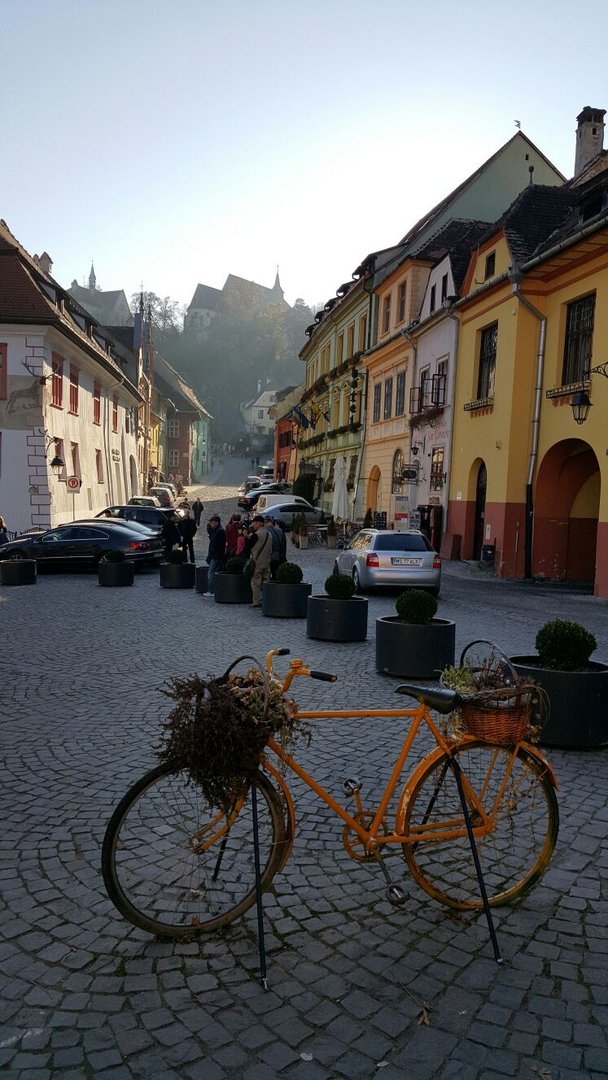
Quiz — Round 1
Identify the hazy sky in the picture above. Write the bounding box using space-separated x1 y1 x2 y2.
2 0 607 311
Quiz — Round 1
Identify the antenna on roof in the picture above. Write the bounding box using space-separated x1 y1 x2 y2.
514 120 521 129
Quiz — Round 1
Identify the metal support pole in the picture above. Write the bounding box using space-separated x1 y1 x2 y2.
450 755 502 963
251 781 268 989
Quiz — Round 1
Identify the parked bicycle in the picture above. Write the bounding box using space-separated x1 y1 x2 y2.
102 649 559 940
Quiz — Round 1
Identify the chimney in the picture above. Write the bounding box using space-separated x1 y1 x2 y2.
39 251 53 275
574 106 606 177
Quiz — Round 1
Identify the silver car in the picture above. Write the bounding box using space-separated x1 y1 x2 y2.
258 499 325 528
333 529 441 595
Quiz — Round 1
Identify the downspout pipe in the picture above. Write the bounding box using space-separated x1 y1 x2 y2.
444 302 460 535
509 269 546 580
402 328 419 514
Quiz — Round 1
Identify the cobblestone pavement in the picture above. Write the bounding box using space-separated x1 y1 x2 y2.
1 458 607 1079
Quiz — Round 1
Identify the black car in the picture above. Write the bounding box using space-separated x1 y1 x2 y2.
0 520 163 568
96 505 183 536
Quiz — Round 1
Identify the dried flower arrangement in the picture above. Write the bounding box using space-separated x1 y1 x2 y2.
440 640 547 746
156 658 306 810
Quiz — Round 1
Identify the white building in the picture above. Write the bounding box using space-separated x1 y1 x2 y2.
0 221 143 533
240 381 279 438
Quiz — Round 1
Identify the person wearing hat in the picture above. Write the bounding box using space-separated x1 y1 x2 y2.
249 515 273 608
205 514 226 595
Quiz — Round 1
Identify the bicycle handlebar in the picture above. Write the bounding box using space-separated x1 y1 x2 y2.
310 670 337 682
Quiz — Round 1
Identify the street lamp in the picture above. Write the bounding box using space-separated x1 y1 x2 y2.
50 454 65 476
571 391 592 425
570 362 608 424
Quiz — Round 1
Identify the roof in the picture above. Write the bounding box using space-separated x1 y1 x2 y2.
397 131 565 248
412 217 490 291
154 352 211 418
187 283 222 312
68 282 133 326
0 219 141 397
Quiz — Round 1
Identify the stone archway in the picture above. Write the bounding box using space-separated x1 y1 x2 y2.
534 439 599 582
366 465 380 516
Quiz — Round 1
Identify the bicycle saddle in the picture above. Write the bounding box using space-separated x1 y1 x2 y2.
394 683 459 715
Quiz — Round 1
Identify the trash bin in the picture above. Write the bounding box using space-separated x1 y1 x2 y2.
480 543 495 564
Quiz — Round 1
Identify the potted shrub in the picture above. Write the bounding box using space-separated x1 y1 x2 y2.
326 517 337 549
307 573 368 642
98 549 135 587
0 558 37 586
376 589 455 679
262 560 312 618
511 620 608 748
160 548 196 590
214 556 253 605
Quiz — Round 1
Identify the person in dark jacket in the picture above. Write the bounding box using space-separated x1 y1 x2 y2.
191 497 204 526
206 514 226 594
179 509 197 563
267 518 287 579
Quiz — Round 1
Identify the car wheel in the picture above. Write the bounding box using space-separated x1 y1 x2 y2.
8 551 26 561
352 567 364 594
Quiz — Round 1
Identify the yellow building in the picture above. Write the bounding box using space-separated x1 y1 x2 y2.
449 137 608 596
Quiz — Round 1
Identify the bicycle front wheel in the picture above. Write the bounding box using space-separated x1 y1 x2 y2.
102 764 286 938
401 741 558 910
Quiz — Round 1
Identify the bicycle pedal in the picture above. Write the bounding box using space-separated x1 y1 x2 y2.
386 884 407 907
343 777 362 795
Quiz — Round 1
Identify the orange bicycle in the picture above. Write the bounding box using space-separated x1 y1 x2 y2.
102 648 559 939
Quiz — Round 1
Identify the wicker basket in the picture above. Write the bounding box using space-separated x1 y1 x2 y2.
460 688 532 746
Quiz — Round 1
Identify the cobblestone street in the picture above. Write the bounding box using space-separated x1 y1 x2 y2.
1 459 607 1079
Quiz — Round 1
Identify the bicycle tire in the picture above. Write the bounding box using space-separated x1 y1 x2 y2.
101 764 286 939
401 741 558 910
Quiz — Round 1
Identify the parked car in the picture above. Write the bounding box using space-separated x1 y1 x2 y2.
155 482 178 499
128 496 161 508
258 465 274 481
238 482 292 511
333 529 441 595
0 520 164 568
148 487 173 507
257 498 325 529
96 505 184 535
237 476 265 497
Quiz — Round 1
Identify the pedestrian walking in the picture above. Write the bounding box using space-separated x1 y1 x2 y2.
206 514 226 595
249 515 272 607
179 509 197 563
191 497 204 526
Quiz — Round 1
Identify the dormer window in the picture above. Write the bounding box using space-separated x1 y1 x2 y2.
430 284 436 312
484 252 496 280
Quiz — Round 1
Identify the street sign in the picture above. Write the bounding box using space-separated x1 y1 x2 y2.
67 475 80 491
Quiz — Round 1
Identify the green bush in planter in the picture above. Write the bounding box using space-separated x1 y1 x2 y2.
535 620 597 671
325 573 355 600
166 549 186 565
395 589 438 625
225 556 247 574
276 561 303 584
103 549 126 563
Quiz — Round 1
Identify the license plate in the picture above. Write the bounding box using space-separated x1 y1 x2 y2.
392 557 422 566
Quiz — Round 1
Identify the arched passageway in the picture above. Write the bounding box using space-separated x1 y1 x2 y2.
534 439 599 582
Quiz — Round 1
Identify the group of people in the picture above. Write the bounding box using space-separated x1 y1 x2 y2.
200 511 287 606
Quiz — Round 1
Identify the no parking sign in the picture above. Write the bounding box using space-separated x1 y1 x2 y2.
67 475 80 491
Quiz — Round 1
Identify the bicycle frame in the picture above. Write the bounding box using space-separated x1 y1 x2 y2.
260 652 556 863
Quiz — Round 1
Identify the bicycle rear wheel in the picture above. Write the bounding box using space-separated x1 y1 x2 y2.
401 741 558 910
102 764 286 938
